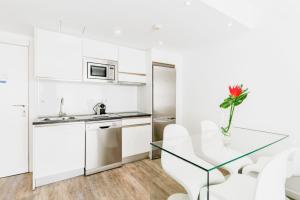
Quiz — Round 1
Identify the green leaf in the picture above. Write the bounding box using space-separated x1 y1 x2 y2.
236 93 247 101
224 96 232 102
220 100 231 109
234 94 248 106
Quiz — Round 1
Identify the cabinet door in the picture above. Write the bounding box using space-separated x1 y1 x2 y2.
118 73 146 84
118 47 146 74
82 39 118 61
122 124 152 158
33 123 85 178
34 28 82 81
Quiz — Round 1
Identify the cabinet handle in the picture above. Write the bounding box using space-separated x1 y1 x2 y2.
122 123 151 128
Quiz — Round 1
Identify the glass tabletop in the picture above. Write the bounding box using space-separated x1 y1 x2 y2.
150 127 289 172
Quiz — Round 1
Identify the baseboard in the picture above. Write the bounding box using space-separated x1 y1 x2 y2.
122 152 149 164
85 162 122 176
34 168 84 188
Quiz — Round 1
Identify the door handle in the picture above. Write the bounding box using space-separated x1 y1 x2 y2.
12 105 26 116
12 105 25 108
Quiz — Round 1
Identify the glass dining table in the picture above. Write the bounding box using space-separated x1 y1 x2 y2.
150 127 289 200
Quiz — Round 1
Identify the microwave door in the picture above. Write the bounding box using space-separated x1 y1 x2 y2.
91 66 107 77
88 63 108 79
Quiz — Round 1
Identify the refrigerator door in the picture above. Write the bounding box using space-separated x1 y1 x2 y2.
153 117 176 141
153 65 176 119
152 65 176 159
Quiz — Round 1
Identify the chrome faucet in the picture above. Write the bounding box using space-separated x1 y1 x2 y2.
59 98 66 117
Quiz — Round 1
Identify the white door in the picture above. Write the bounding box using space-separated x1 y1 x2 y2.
0 43 28 177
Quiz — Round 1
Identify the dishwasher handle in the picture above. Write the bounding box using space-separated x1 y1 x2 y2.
99 122 122 129
99 126 110 129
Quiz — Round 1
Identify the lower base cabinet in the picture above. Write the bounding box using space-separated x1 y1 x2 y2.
122 118 152 159
33 122 85 189
32 117 152 188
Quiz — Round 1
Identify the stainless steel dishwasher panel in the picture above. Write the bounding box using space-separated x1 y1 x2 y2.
85 120 122 175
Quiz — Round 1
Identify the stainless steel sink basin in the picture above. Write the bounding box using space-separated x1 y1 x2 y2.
92 116 109 119
41 116 76 121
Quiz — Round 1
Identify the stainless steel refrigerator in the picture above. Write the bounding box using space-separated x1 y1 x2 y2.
152 63 176 159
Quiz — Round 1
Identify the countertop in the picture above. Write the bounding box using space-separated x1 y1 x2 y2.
33 112 151 125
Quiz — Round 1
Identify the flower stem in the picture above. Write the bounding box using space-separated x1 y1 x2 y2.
222 104 235 136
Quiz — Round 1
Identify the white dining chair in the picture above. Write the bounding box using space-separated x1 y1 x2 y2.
242 157 295 177
161 124 226 200
198 148 298 200
243 150 300 200
199 120 253 174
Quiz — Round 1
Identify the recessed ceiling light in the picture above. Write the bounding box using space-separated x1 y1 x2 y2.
227 22 233 27
158 41 164 46
184 1 192 6
114 29 122 36
152 24 163 31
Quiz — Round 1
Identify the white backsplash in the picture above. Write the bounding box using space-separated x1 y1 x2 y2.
38 80 138 116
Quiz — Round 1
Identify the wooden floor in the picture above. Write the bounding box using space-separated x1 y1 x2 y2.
0 159 185 200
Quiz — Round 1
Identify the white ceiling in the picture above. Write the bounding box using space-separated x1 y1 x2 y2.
0 0 247 50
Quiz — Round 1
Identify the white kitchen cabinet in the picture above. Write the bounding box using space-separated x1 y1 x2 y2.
33 122 85 188
118 73 146 84
122 117 152 158
82 39 118 61
118 47 147 84
34 28 82 81
119 47 146 74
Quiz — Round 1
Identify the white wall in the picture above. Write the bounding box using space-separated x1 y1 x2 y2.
37 80 138 116
182 1 300 159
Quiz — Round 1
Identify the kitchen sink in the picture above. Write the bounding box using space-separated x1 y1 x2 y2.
92 115 109 119
35 113 122 124
41 116 77 121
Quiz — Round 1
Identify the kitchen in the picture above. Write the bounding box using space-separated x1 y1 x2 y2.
0 24 182 195
1 0 300 199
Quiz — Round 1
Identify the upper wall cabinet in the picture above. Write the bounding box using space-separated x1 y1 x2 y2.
119 47 146 74
118 47 147 84
34 28 82 81
82 39 118 61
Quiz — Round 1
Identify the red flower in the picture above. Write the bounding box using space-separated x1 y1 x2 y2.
229 85 243 97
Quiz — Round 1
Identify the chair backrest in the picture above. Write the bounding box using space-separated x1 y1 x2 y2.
255 148 298 200
161 124 209 200
200 120 224 153
163 124 194 152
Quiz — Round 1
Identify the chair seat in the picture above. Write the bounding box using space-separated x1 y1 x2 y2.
200 120 253 174
242 156 270 176
203 147 253 174
199 174 257 200
243 157 294 177
162 153 225 200
286 176 300 200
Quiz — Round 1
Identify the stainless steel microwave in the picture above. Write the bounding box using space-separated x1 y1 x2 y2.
84 58 118 82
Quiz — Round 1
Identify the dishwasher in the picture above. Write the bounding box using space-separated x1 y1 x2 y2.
85 120 122 175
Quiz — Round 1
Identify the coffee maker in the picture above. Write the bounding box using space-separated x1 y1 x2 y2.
93 103 106 115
